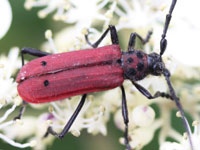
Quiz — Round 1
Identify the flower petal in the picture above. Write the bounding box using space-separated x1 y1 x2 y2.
0 0 12 39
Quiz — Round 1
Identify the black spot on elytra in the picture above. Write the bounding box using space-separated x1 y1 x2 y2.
127 68 137 76
136 51 143 59
137 62 144 71
126 57 134 64
41 61 47 66
44 80 49 86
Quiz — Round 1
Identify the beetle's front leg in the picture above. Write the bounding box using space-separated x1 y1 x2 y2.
44 94 87 139
85 25 119 48
14 101 27 120
128 31 152 51
131 81 173 100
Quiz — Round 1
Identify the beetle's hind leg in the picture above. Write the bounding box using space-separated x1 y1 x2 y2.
44 94 87 139
14 101 27 120
85 25 119 48
14 47 52 121
128 31 152 51
121 86 131 150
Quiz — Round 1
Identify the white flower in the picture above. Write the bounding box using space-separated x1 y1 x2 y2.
0 48 36 148
160 120 200 150
132 105 155 127
0 48 21 105
24 0 110 27
0 0 12 39
25 0 70 19
116 0 168 30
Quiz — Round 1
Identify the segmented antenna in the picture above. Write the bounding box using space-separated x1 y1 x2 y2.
160 0 177 56
162 69 193 150
160 0 194 149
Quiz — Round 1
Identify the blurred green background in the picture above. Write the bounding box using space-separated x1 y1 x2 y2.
0 0 186 150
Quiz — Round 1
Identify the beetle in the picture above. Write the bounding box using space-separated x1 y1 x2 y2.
15 0 193 149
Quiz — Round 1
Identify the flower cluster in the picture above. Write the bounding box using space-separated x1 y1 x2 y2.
160 120 200 150
1 0 200 150
0 48 37 148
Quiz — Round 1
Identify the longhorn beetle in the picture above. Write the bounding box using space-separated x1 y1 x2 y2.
16 0 193 149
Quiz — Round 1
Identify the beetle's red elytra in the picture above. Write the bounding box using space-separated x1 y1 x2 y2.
15 0 194 149
17 45 124 103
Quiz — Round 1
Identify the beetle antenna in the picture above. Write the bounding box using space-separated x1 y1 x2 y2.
162 68 194 150
160 0 177 56
160 1 194 149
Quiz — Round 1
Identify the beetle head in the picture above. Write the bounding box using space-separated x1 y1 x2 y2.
147 52 166 76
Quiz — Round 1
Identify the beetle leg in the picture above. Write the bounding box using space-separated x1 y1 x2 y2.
131 81 173 100
21 47 51 65
127 33 136 51
44 94 87 138
85 25 119 48
109 25 119 45
85 28 109 48
128 31 153 51
132 77 194 150
121 86 131 150
13 101 27 120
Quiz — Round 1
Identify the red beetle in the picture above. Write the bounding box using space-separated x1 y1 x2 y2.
15 0 194 149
